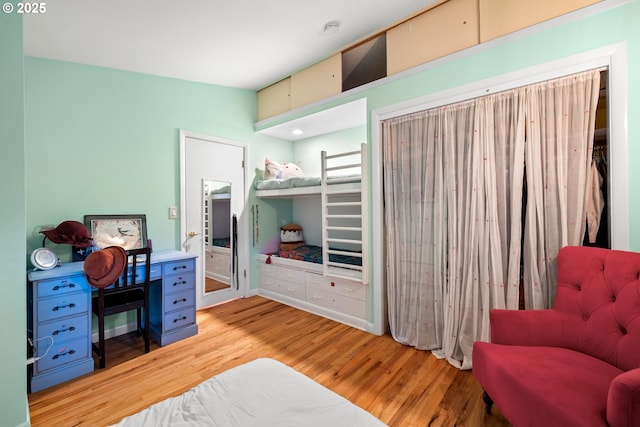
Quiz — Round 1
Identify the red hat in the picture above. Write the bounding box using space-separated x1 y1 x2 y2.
41 220 93 247
84 246 127 288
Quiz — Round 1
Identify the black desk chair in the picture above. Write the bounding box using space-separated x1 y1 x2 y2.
84 246 151 368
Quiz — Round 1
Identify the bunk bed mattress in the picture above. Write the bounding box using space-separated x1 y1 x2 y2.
255 174 360 190
276 244 362 266
110 358 386 427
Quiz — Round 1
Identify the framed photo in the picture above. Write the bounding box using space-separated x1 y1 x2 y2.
84 214 147 250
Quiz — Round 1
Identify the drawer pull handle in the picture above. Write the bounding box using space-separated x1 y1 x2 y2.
173 298 187 305
52 303 76 311
172 280 188 287
173 265 188 271
53 282 76 291
53 326 76 335
173 315 188 323
312 295 322 300
287 287 296 292
345 287 354 292
52 348 76 359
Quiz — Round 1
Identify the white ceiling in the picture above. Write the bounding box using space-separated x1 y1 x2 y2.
23 0 439 91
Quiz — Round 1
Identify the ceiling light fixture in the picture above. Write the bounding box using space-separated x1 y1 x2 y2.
292 129 304 135
322 21 340 36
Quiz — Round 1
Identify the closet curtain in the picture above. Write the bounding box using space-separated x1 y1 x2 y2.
382 69 601 369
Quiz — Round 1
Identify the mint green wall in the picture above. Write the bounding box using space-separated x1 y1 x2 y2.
23 56 291 337
24 57 259 260
0 8 29 427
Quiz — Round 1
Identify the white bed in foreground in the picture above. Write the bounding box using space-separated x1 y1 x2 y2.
111 358 386 427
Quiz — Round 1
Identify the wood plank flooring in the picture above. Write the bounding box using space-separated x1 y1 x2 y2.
28 296 511 427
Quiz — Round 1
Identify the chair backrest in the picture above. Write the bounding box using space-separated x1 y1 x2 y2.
101 247 151 294
555 246 640 371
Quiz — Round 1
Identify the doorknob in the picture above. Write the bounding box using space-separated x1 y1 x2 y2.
188 231 200 238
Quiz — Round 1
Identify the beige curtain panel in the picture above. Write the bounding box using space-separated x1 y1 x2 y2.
382 69 601 369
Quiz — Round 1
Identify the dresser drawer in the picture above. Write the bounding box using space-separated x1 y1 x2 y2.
164 272 194 294
37 292 89 323
306 287 366 318
162 306 196 333
34 336 90 373
164 259 195 276
37 314 89 342
37 276 90 298
305 272 367 301
165 289 194 313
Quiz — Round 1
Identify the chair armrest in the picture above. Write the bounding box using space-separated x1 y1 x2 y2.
489 309 580 347
607 369 640 427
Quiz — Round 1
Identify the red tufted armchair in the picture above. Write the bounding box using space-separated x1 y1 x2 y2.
473 246 640 427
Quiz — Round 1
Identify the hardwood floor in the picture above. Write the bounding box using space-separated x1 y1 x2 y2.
204 276 230 292
28 296 511 427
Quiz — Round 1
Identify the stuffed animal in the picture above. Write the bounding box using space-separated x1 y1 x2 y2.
264 158 304 180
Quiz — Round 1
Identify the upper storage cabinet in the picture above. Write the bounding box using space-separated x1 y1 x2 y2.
257 77 291 121
342 34 387 92
290 53 342 110
479 0 601 42
387 0 479 76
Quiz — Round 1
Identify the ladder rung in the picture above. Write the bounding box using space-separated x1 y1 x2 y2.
327 261 363 271
325 150 361 160
327 226 362 232
326 214 362 219
326 202 361 207
326 189 361 195
328 249 363 258
327 238 362 245
326 176 361 184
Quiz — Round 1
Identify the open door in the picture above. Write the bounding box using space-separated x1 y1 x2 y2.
179 130 247 309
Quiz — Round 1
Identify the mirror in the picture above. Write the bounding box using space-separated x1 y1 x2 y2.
203 180 231 293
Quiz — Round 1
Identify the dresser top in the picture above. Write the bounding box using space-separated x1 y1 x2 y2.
28 250 196 281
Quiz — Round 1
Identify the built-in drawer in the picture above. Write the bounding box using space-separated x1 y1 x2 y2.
305 272 367 301
37 276 90 298
162 306 196 333
306 287 366 318
164 289 194 313
164 259 195 276
37 314 89 343
34 336 89 373
261 275 305 299
260 263 304 282
164 272 194 294
37 292 89 323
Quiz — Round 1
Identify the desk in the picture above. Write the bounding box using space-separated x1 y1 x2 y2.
27 250 198 393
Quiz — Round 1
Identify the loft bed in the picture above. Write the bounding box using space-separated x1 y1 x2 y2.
255 175 360 198
256 144 368 284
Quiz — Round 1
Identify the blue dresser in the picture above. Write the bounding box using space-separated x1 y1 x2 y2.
27 250 198 392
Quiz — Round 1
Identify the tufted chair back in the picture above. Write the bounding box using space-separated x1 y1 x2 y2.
554 246 640 371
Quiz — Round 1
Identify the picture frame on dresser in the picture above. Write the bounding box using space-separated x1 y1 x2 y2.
84 214 147 250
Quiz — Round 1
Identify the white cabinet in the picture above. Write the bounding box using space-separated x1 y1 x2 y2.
257 257 368 330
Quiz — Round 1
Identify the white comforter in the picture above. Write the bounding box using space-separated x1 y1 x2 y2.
111 358 386 427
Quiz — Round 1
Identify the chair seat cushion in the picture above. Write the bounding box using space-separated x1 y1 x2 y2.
473 342 623 427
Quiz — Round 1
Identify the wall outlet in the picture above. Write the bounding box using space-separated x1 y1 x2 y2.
169 206 178 219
